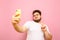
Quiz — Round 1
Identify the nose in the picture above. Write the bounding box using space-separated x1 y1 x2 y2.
35 16 38 18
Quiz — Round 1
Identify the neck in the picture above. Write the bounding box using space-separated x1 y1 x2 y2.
33 20 41 23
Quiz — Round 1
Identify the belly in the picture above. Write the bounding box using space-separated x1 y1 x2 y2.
26 31 44 40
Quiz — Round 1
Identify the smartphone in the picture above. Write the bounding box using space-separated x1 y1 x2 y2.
15 9 21 18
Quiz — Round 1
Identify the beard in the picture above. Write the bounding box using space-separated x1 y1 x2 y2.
33 18 41 23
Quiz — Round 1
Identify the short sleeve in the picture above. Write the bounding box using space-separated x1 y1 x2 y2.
23 21 30 29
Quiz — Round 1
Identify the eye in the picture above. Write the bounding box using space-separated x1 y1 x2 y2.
35 14 39 16
36 14 38 16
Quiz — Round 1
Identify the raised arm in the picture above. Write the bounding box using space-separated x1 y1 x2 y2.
11 9 28 33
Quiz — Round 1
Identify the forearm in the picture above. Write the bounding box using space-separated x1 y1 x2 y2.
12 23 27 33
44 31 52 40
12 23 23 32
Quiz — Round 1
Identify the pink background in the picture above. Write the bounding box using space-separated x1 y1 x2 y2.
0 0 60 40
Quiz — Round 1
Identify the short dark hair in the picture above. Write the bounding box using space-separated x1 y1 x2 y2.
32 10 41 15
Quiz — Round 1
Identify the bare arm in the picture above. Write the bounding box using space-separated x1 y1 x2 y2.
11 9 27 33
44 30 52 40
41 23 52 40
12 23 27 33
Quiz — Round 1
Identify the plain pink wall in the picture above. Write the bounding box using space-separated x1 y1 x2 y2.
0 0 60 40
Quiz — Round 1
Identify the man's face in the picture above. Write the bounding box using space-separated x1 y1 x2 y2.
33 12 41 22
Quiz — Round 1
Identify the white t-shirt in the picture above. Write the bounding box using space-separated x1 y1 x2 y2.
23 21 50 40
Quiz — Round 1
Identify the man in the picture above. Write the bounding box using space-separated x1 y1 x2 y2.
11 10 52 40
